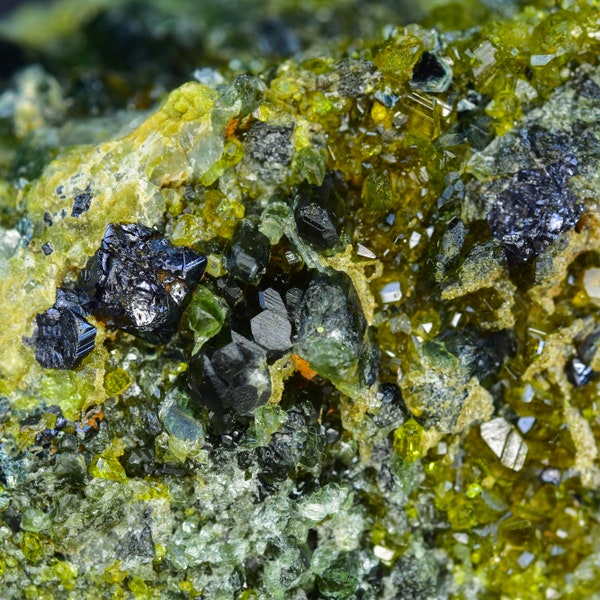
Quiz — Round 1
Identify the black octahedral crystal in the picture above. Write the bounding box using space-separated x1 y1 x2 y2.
294 171 346 250
251 288 292 357
188 331 272 419
80 222 206 344
567 327 600 387
487 156 582 263
33 306 96 369
224 218 271 285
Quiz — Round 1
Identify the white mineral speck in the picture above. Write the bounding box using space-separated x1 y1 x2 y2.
583 268 600 304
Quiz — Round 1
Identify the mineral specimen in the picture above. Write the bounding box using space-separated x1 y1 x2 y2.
71 186 93 218
32 305 96 369
250 308 292 355
293 171 346 250
188 331 272 419
80 222 206 344
409 50 453 93
223 218 271 285
480 417 528 471
487 155 581 263
294 269 377 396
1 0 600 598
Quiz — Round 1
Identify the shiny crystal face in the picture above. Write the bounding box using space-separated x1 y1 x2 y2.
79 223 207 343
32 306 96 369
1 0 600 598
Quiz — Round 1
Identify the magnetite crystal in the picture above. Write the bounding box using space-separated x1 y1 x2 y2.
1 0 600 598
294 171 347 250
32 305 96 369
81 222 207 343
487 155 581 263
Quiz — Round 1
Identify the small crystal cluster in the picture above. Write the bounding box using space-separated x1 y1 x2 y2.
487 156 581 263
32 302 96 369
32 223 206 367
80 223 207 343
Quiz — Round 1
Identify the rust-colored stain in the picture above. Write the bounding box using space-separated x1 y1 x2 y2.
225 118 239 138
291 354 318 380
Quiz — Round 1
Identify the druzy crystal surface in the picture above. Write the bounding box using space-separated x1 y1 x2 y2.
0 1 600 599
487 156 581 263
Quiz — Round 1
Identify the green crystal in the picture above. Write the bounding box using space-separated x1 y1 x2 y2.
186 284 228 354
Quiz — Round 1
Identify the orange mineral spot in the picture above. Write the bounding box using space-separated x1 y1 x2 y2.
225 118 239 138
291 354 318 380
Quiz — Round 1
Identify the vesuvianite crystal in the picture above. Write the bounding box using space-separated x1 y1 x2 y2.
1 0 600 598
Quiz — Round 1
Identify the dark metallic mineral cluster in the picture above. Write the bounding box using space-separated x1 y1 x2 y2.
80 223 207 343
32 223 207 367
487 156 582 263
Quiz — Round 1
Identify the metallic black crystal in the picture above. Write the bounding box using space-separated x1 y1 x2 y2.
294 171 346 250
81 222 206 343
188 331 271 418
487 156 582 263
224 219 271 285
33 307 96 369
71 187 93 217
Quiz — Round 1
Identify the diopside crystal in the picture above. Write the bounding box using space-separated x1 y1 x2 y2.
294 269 377 394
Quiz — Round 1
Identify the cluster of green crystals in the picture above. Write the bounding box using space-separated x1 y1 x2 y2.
0 0 600 598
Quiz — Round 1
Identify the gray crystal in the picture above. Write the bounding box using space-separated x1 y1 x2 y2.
251 310 292 353
480 417 528 471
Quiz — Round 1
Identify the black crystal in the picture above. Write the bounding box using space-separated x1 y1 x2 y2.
71 187 93 217
250 309 292 355
567 357 594 387
439 326 516 386
258 287 288 316
55 287 91 318
188 331 271 418
80 222 206 344
487 156 582 264
33 307 96 369
224 219 271 285
371 383 409 433
294 171 346 250
410 51 453 93
566 327 600 386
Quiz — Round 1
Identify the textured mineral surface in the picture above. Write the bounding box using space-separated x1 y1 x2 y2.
0 0 600 598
